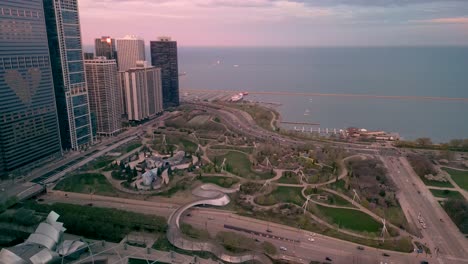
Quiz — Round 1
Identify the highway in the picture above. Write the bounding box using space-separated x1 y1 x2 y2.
381 156 468 264
39 191 443 264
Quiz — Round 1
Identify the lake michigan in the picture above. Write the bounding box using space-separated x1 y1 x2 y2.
177 47 468 142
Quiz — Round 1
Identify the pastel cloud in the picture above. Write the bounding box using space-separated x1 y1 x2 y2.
424 17 468 23
77 0 468 46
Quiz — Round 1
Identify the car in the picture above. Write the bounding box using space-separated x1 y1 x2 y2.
86 203 93 207
307 238 315 242
325 257 332 261
420 261 429 264
186 213 191 217
266 229 272 233
382 253 390 257
357 246 365 250
254 238 260 242
279 246 287 251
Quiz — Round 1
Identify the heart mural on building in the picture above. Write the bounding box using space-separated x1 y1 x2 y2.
4 68 41 106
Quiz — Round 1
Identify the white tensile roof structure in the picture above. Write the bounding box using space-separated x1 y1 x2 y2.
0 211 86 264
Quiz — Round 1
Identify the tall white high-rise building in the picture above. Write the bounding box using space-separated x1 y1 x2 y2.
119 61 163 122
85 57 122 136
116 35 145 72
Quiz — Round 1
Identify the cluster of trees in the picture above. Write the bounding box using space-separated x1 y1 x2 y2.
255 194 277 206
180 223 211 240
396 138 468 151
406 154 438 177
443 198 468 233
216 231 256 253
239 182 263 195
0 208 39 227
0 197 18 214
24 202 167 243
110 162 138 183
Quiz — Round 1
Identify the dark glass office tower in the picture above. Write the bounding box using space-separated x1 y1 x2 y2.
150 37 179 108
0 0 62 178
95 36 117 60
44 0 94 150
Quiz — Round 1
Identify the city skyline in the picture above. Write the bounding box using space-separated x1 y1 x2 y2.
78 0 468 47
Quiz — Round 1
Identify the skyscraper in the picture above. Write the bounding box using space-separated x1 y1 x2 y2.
83 52 94 60
95 36 117 60
119 61 163 122
150 37 179 108
85 57 122 136
116 35 145 72
44 0 94 150
0 0 62 178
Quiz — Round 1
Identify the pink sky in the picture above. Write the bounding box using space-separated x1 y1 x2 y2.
78 0 468 46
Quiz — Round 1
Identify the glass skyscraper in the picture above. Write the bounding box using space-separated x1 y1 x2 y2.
150 37 179 108
0 0 62 178
44 0 94 150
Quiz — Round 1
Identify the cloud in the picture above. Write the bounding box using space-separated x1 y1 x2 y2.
416 17 468 24
298 0 468 7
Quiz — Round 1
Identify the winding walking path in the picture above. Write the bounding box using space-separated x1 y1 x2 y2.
167 184 273 264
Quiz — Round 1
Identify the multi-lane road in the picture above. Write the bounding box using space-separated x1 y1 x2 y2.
41 190 436 264
381 156 468 264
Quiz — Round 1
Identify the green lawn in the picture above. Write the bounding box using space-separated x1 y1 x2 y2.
88 156 115 170
200 176 238 188
442 167 468 191
178 138 198 153
128 259 170 264
210 144 254 154
316 205 381 233
420 176 454 188
322 192 354 207
256 186 305 206
328 179 346 190
209 151 272 179
23 201 166 243
277 171 301 184
429 189 464 200
54 173 116 196
126 142 142 153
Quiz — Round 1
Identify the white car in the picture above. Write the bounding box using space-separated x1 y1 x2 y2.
308 238 315 242
279 246 287 251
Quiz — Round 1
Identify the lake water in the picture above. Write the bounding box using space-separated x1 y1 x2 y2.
177 47 468 142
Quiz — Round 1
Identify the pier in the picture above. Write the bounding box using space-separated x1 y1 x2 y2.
281 121 320 126
181 89 468 102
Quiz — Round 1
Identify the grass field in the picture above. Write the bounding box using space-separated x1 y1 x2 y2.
256 186 305 206
328 179 346 190
316 205 381 233
278 171 301 184
320 192 355 207
210 144 254 154
227 103 275 131
420 176 454 188
209 151 272 179
187 115 210 126
442 167 468 191
429 189 464 200
54 173 116 196
200 176 239 188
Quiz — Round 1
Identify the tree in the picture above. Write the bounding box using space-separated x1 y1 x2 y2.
415 138 433 147
132 167 138 177
262 241 277 255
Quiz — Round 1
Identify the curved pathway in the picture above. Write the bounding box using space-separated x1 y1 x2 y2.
167 183 273 264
